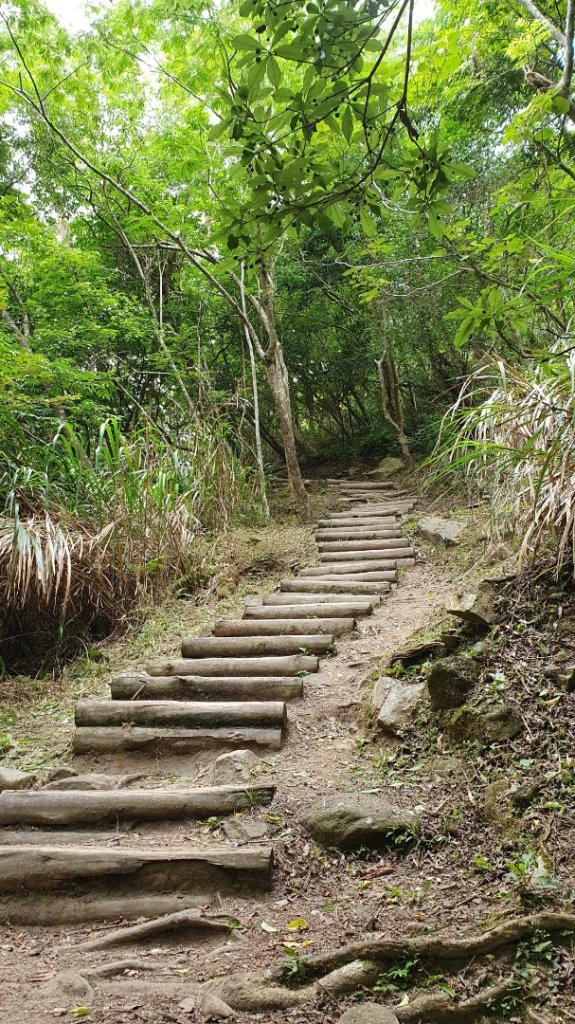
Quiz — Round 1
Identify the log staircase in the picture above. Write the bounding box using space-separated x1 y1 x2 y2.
0 476 415 926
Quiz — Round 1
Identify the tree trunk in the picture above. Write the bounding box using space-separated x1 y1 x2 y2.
376 347 413 466
240 263 269 520
258 261 310 519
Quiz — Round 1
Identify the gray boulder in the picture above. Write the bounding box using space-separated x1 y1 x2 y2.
377 682 425 736
445 582 496 627
302 793 420 851
339 1005 399 1024
448 703 524 744
427 655 481 710
211 749 261 785
417 516 467 546
0 767 36 791
368 457 404 480
370 676 395 711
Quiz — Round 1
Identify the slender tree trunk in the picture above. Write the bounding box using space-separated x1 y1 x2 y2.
258 261 310 518
240 264 269 520
376 349 413 465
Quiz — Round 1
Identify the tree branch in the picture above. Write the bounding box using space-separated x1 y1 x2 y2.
516 0 567 47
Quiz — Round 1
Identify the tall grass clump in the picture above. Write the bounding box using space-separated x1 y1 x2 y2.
430 351 575 574
0 415 260 673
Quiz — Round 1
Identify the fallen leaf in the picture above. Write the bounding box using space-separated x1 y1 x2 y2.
286 918 309 931
260 921 277 934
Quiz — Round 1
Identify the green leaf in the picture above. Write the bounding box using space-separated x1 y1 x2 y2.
359 208 377 237
341 104 353 143
266 56 281 88
232 34 261 52
287 918 309 931
552 94 571 115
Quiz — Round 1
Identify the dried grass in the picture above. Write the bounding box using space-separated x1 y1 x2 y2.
430 351 575 574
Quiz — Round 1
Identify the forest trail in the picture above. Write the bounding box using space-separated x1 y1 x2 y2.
0 476 457 1021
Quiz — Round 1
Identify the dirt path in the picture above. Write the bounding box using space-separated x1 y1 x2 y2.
0 480 461 1023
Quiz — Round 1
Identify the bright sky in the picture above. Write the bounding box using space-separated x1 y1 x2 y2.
44 0 436 33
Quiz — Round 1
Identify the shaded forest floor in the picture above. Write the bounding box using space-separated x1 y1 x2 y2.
0 480 574 1023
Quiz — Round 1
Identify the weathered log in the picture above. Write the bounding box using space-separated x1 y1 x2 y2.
0 894 209 924
300 561 397 576
261 594 378 607
308 571 396 582
282 580 391 595
0 830 127 845
0 844 274 893
71 907 237 952
319 546 413 561
110 674 303 702
318 538 409 552
0 783 276 826
243 602 372 619
75 699 287 729
315 529 402 540
327 479 394 488
180 635 333 658
74 726 284 753
213 618 354 637
318 518 396 528
146 655 318 677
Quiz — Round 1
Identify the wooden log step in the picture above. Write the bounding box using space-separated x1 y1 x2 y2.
110 673 304 702
146 655 318 677
318 538 409 553
0 894 209 925
75 700 287 730
326 478 394 487
316 529 402 540
180 635 332 658
74 726 284 754
319 547 415 562
300 561 396 576
312 571 396 582
0 830 130 846
213 618 354 637
318 518 397 529
0 784 275 827
281 580 391 595
0 844 274 894
323 511 403 521
243 601 372 619
260 593 379 607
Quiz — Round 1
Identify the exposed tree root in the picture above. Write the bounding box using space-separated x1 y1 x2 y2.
66 908 237 952
395 979 514 1023
291 912 575 977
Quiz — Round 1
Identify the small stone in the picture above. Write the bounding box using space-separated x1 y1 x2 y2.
211 750 261 785
417 516 467 546
427 655 481 710
447 706 482 743
445 582 496 627
557 667 575 693
222 818 268 843
43 971 93 1004
199 991 235 1019
511 779 542 808
302 793 420 851
339 1003 399 1024
482 704 524 743
377 683 426 736
0 767 37 791
371 677 395 711
319 960 380 994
